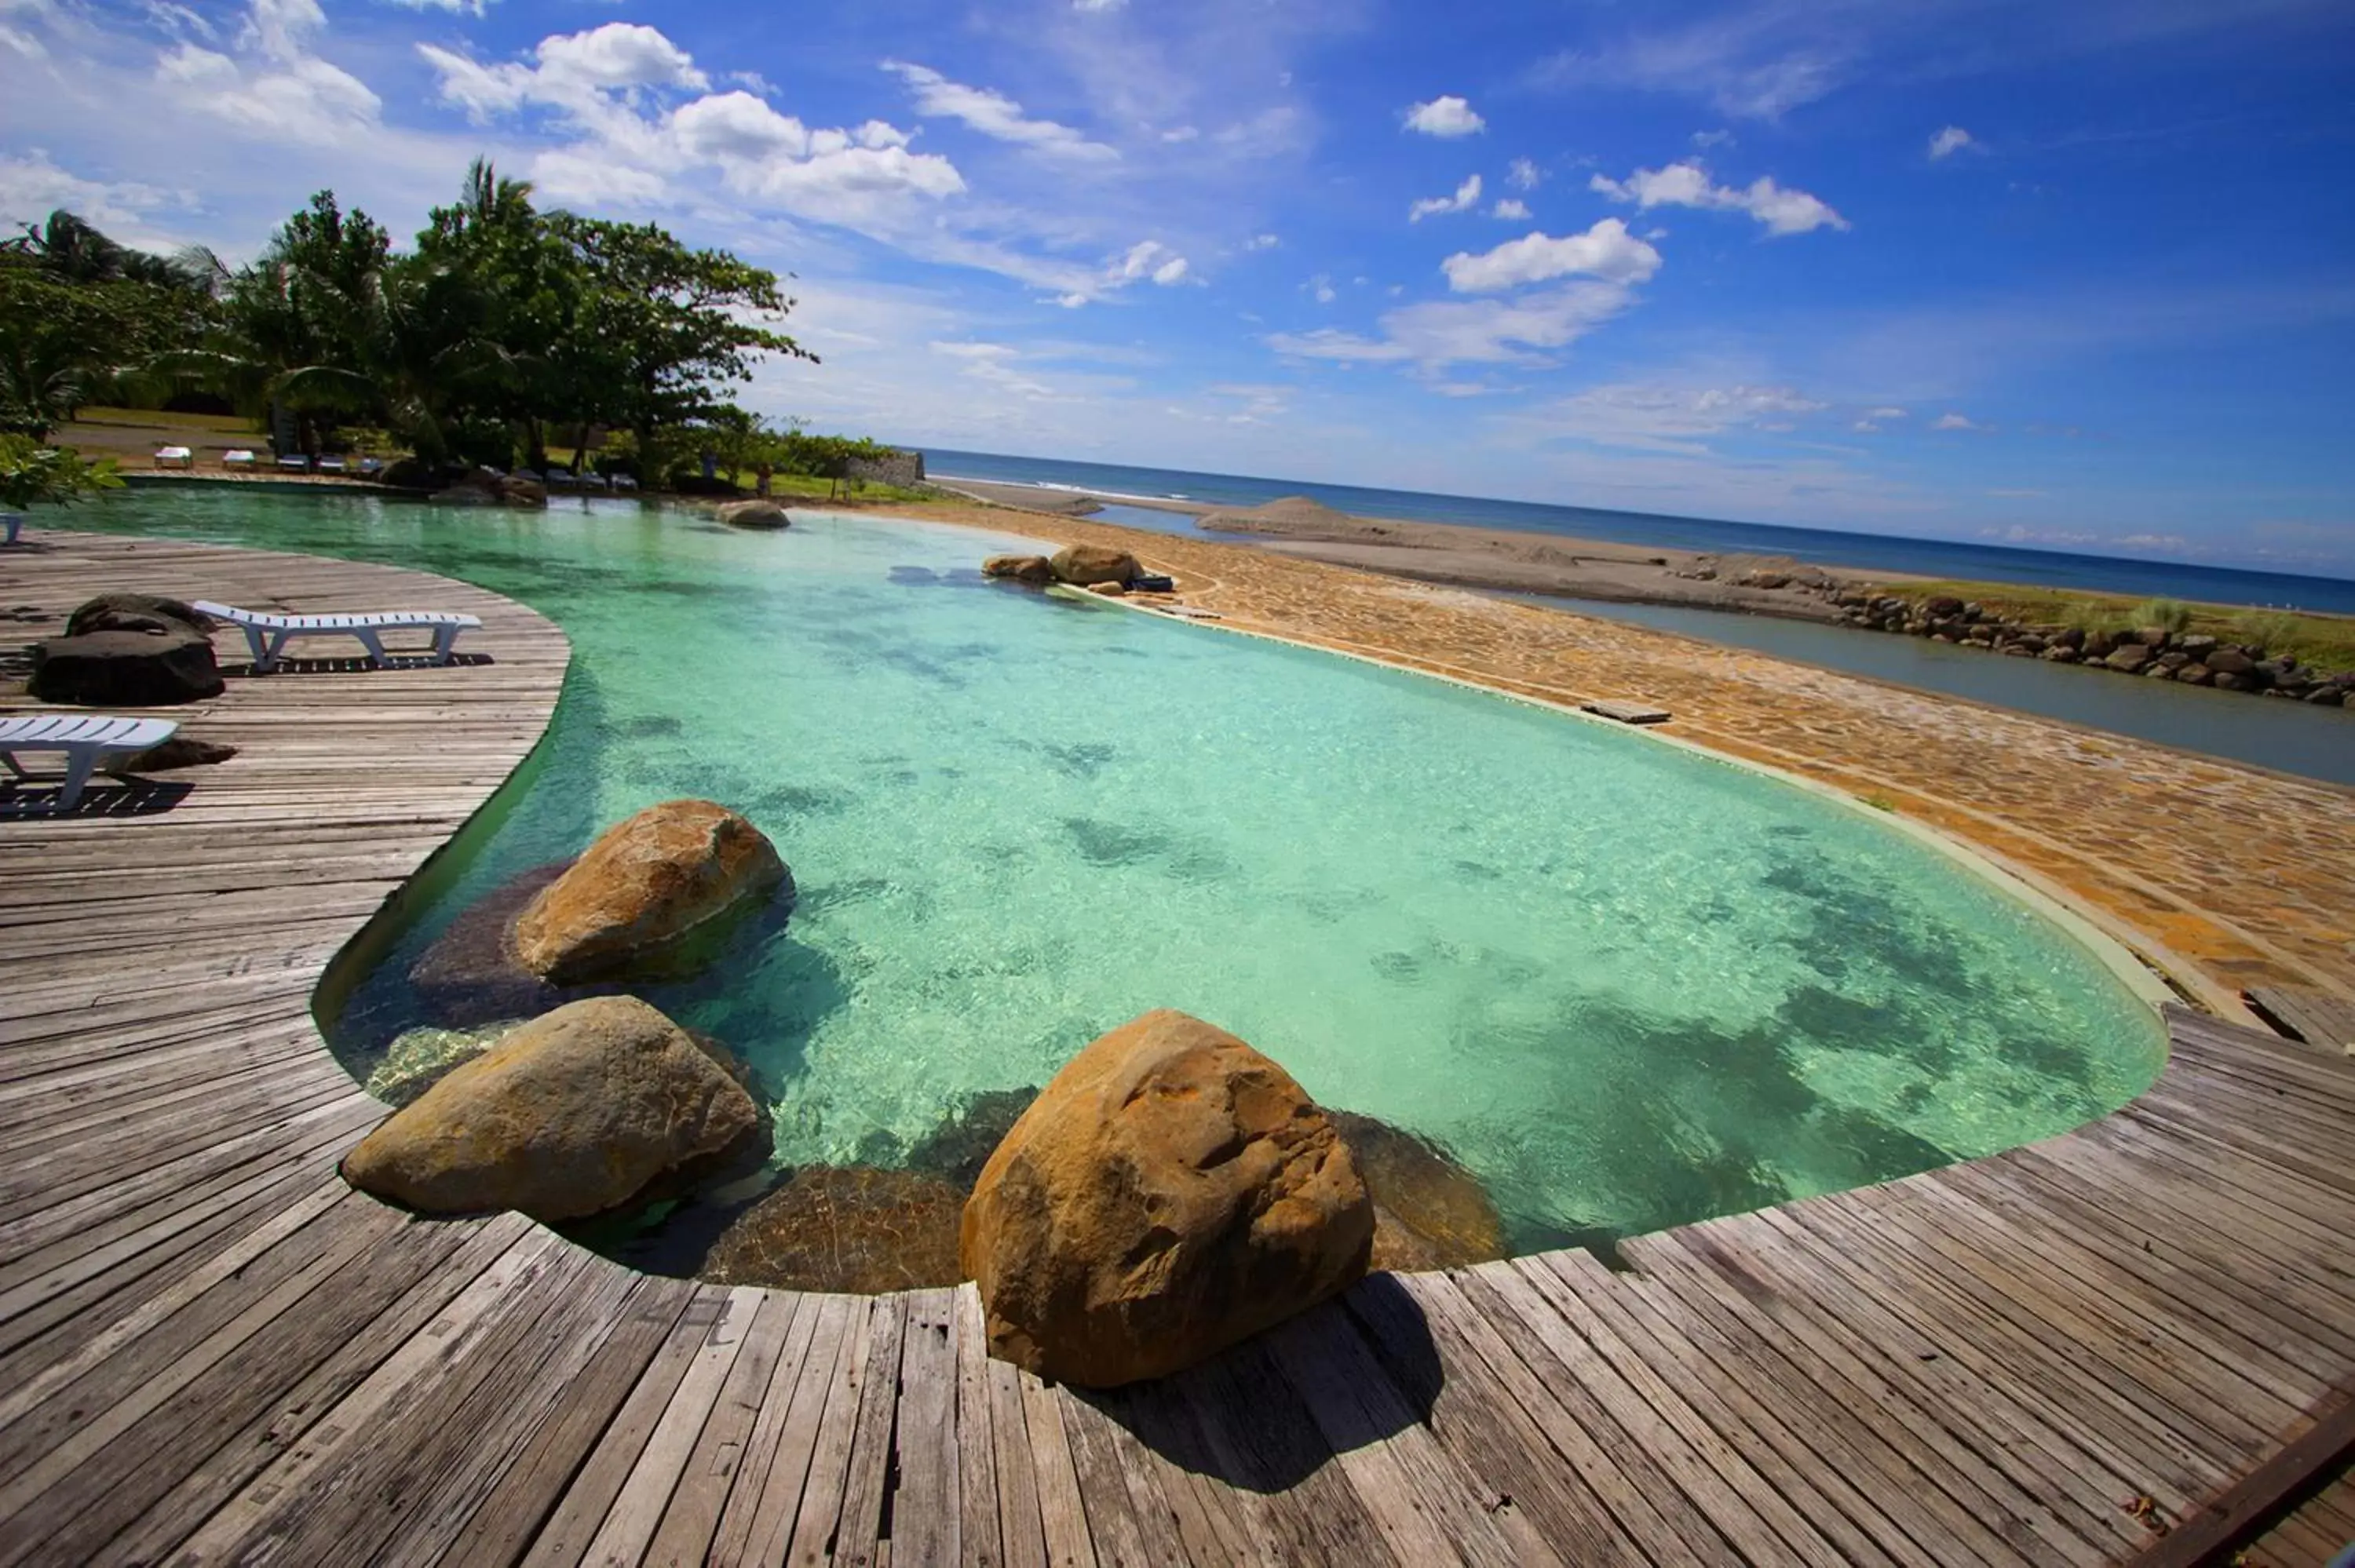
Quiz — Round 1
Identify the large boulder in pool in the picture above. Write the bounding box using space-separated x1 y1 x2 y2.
1330 1111 1506 1272
513 800 787 984
960 1009 1373 1387
340 996 769 1220
28 628 223 706
703 1167 965 1293
1049 545 1138 588
717 500 791 530
982 555 1055 586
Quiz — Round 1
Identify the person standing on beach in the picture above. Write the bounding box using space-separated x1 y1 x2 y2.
755 460 773 498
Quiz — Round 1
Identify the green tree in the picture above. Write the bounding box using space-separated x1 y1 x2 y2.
0 434 122 510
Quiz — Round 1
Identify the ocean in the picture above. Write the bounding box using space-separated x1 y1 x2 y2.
926 448 2355 616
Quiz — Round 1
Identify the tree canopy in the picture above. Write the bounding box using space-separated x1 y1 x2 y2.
1 159 837 476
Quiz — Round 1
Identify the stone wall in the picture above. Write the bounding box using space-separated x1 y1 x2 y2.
844 450 926 489
1840 591 2352 708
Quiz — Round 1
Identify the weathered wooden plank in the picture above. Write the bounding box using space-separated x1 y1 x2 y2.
783 1293 882 1568
893 1287 962 1566
717 1291 856 1568
830 1290 911 1568
950 1285 1005 1568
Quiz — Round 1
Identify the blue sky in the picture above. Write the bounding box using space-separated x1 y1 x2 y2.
3 0 2352 571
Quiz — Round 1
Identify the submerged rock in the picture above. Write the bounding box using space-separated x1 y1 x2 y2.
363 1019 522 1107
1328 1111 1506 1273
906 1086 1042 1192
513 800 788 985
717 500 791 530
703 1166 965 1293
1048 545 1138 588
960 1008 1373 1387
409 861 576 1025
341 996 769 1221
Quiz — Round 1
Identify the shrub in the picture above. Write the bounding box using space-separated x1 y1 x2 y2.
0 436 122 509
2133 598 2194 634
2237 611 2301 656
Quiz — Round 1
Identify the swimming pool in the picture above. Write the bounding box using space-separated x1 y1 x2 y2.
80 487 2168 1250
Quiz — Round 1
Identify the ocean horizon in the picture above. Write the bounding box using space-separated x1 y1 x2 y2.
926 447 2355 618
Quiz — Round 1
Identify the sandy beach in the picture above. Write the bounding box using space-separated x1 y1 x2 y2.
930 480 1911 622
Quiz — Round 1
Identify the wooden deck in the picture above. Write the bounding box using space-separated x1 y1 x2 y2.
3 531 2352 1566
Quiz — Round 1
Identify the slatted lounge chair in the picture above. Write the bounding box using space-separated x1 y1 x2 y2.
356 457 384 478
0 715 179 810
316 455 348 475
2 513 20 545
192 600 482 673
223 450 257 470
154 446 195 469
276 454 310 474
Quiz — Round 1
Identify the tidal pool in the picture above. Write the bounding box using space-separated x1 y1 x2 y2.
81 487 2167 1250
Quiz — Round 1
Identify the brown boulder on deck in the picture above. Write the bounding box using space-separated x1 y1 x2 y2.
513 800 787 983
960 1009 1373 1387
339 996 769 1221
1048 545 1139 587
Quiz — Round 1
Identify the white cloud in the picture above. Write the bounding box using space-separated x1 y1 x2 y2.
1928 125 1976 159
1073 0 1126 10
1441 218 1662 292
1931 411 1986 431
0 151 192 249
1852 405 1909 432
149 1 381 140
882 60 1115 161
1692 129 1736 148
1114 239 1190 286
1408 172 1481 222
1490 197 1531 221
1309 273 1335 304
1509 382 1829 454
1590 160 1846 235
1245 232 1279 250
418 27 965 241
1506 156 1541 190
383 0 489 14
1403 95 1484 137
1269 279 1641 368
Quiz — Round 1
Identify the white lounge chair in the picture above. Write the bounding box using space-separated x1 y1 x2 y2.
316 455 348 476
154 446 195 470
0 715 179 810
223 450 257 470
192 600 482 672
276 454 310 474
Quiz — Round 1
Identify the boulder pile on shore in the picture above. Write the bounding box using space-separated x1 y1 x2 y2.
1838 592 2352 706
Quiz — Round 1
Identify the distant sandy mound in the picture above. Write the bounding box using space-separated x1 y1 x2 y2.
1196 495 1366 536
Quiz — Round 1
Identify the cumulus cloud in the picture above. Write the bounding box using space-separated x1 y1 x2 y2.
1590 159 1846 235
1928 125 1976 159
882 60 1115 161
1408 173 1481 222
1245 233 1280 250
1403 95 1484 137
1440 218 1661 292
0 151 191 248
1931 411 1986 431
1490 197 1530 220
1852 405 1908 432
418 26 963 236
1506 157 1541 190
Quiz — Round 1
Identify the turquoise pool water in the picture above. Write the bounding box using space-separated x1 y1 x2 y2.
75 487 2167 1248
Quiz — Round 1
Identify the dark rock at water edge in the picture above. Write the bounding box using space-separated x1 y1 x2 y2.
703 1166 965 1293
905 1085 1041 1192
29 628 223 705
407 860 581 1026
1328 1110 1509 1272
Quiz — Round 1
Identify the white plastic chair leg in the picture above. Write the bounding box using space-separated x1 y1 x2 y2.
56 747 97 811
356 629 389 664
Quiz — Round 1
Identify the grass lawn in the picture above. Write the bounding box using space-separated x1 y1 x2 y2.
1872 578 2355 672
